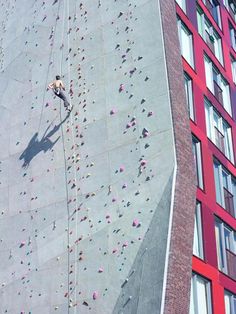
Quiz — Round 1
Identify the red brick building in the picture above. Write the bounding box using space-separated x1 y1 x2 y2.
174 0 236 313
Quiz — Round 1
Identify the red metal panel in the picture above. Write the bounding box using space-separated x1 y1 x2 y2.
176 0 236 312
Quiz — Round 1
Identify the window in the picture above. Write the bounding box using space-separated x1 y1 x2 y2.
231 55 236 83
192 136 204 189
225 290 236 314
197 7 223 64
229 22 236 50
205 99 234 162
193 202 204 259
215 218 236 280
224 0 236 21
176 0 186 13
177 18 194 68
204 55 232 115
189 273 212 314
203 0 221 28
184 72 195 120
214 160 236 216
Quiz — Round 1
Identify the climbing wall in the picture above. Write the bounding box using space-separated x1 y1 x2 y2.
0 0 177 313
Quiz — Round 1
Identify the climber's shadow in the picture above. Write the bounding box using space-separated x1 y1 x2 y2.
19 112 70 168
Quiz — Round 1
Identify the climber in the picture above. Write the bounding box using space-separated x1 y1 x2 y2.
48 75 72 111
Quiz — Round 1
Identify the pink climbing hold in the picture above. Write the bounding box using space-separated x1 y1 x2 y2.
119 84 124 92
93 291 98 300
98 267 104 273
132 219 139 227
110 109 116 115
112 248 118 254
120 166 125 172
122 241 128 248
148 111 154 117
126 122 131 128
122 183 127 189
140 160 147 166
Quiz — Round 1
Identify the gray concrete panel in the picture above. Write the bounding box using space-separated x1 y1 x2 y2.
0 0 178 313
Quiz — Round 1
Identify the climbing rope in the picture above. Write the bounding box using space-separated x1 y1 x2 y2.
58 0 80 310
57 0 70 312
37 0 62 133
66 0 80 309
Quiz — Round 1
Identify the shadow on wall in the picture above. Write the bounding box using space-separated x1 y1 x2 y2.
19 112 70 168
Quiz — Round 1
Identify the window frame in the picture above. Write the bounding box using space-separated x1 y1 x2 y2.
224 289 236 314
229 22 236 50
215 218 236 278
192 135 204 189
197 6 223 64
204 55 232 115
203 0 222 29
204 98 234 163
193 202 204 260
231 54 236 84
190 272 213 314
213 159 236 216
175 0 186 13
177 17 195 68
184 72 195 121
224 0 236 22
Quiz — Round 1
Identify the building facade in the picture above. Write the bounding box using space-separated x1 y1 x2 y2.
175 0 236 313
0 0 235 313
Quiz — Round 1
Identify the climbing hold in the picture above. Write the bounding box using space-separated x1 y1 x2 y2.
132 219 139 227
119 84 124 92
19 241 25 248
98 267 103 273
140 160 147 166
122 242 128 248
119 166 125 172
110 109 116 115
93 291 98 300
142 128 149 137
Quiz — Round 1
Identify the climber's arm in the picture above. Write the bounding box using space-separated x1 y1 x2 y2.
48 80 55 89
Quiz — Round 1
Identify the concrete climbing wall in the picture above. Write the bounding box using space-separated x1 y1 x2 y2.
0 0 177 313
